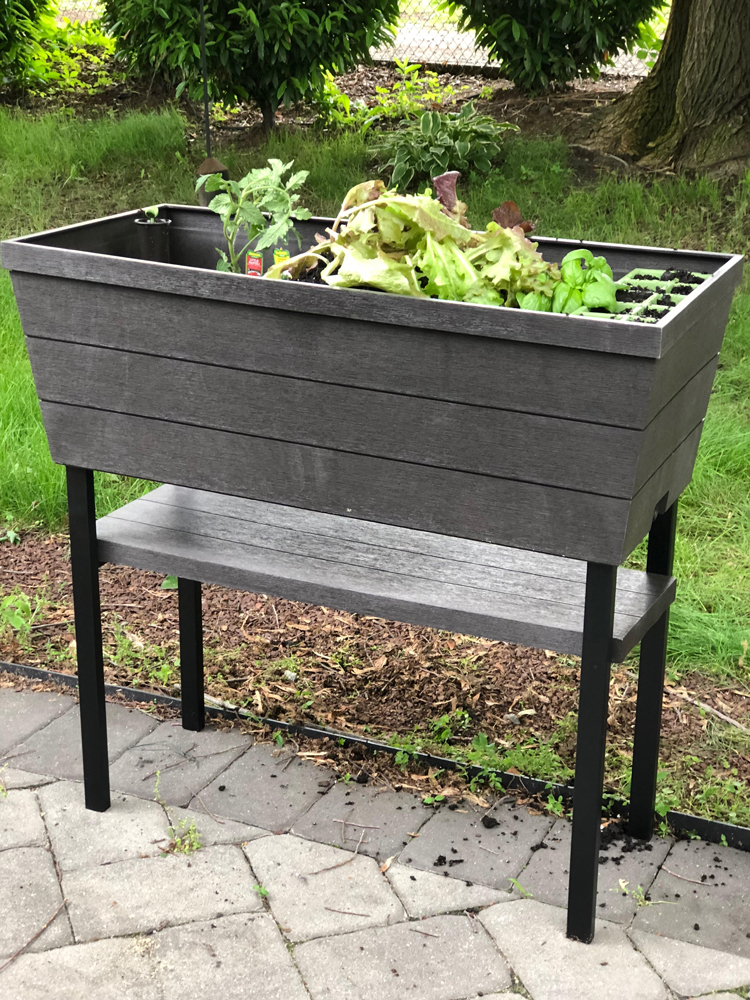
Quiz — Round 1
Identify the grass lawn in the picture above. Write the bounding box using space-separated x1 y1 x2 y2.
0 107 748 821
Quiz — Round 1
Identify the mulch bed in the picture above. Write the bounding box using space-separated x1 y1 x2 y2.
2 531 749 813
1 55 633 152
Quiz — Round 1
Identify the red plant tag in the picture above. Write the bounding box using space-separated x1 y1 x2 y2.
246 251 263 277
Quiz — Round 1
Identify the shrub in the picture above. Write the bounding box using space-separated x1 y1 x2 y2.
439 0 661 92
0 0 54 86
102 0 399 128
371 103 518 190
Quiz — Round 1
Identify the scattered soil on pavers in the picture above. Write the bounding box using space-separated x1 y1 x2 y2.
2 531 749 822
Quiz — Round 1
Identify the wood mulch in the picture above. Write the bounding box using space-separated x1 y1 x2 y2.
2 531 749 810
1 54 635 153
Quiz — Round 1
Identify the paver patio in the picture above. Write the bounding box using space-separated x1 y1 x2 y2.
1 683 749 999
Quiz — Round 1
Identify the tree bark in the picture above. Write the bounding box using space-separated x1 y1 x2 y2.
590 0 750 174
260 98 276 132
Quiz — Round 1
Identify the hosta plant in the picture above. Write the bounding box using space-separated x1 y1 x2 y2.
370 103 518 190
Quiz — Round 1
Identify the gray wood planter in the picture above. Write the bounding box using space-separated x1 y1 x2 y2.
1 205 743 564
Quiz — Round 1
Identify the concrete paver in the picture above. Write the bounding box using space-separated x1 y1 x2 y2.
0 788 46 850
386 862 509 918
0 767 57 790
4 683 750 1000
198 743 334 831
400 800 553 890
291 781 430 861
0 936 162 1000
480 898 668 1000
295 913 512 1000
632 839 750 958
110 720 250 806
520 819 673 923
694 995 749 1000
152 913 310 999
0 846 72 958
630 928 750 996
63 843 262 941
0 688 74 755
11 702 158 780
244 833 404 941
39 780 171 870
165 804 270 848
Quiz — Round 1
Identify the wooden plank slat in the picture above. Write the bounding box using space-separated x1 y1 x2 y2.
0 243 667 359
141 484 642 589
112 490 658 620
4 207 741 359
40 402 703 563
26 337 717 498
13 272 658 428
97 486 675 661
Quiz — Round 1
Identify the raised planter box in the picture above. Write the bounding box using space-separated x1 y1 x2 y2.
1 205 743 564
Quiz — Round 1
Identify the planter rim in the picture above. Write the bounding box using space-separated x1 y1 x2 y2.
2 204 744 361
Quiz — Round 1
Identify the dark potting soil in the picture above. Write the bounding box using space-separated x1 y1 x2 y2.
616 288 652 303
673 284 696 295
642 307 666 319
661 269 705 284
656 295 673 306
295 258 328 285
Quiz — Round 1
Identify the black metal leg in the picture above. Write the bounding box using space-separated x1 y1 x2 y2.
178 578 204 731
66 466 110 812
567 561 617 942
629 500 678 840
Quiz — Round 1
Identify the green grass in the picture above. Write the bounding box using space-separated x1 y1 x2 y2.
0 111 748 680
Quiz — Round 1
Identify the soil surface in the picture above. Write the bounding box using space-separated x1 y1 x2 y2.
2 532 749 815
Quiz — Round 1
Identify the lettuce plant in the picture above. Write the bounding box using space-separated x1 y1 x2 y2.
265 173 622 316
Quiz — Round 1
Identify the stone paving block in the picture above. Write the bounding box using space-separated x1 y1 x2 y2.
632 839 750 958
166 804 270 848
0 846 72 958
480 898 668 1000
295 913 512 1000
629 928 750 996
244 833 404 942
519 819 672 923
399 800 553 891
0 788 46 850
291 781 430 861
0 687 74 755
0 767 57 790
153 913 310 999
64 843 262 941
110 720 251 806
386 862 509 919
39 780 172 871
198 743 334 831
694 995 749 1000
11 702 158 780
0 936 162 1000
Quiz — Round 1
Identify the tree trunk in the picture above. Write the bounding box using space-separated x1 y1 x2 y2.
260 98 276 132
591 0 750 174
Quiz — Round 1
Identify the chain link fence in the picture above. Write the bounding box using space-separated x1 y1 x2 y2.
56 0 651 77
372 0 651 76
